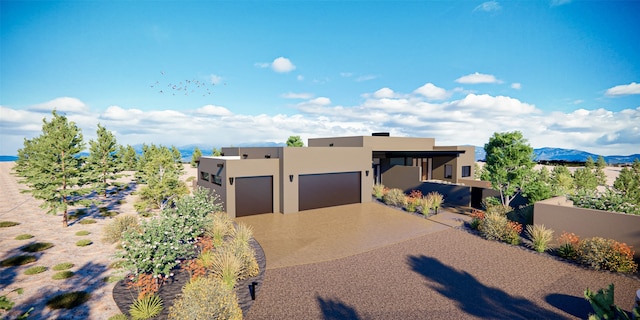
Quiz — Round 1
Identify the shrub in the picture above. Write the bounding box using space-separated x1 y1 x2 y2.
483 198 512 216
107 314 129 320
24 266 47 275
1 255 36 267
383 188 407 207
210 249 243 290
46 291 91 309
478 213 521 245
75 230 90 236
103 275 124 283
76 239 93 247
129 294 163 320
52 262 74 271
232 223 253 248
163 187 223 243
0 295 14 311
577 237 638 273
206 212 234 248
427 192 444 211
504 221 523 245
526 224 554 252
79 219 97 225
20 242 54 252
372 184 386 199
556 232 580 260
0 221 20 228
14 234 34 240
469 209 485 230
109 260 127 269
52 271 74 280
168 276 242 320
102 214 139 244
228 239 259 280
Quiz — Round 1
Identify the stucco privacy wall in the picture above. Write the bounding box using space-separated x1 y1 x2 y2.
309 136 436 151
280 147 373 214
534 196 640 260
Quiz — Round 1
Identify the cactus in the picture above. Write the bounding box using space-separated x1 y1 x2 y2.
584 283 635 320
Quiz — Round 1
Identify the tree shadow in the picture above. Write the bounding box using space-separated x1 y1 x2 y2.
68 181 138 226
545 293 591 319
407 255 569 319
8 261 109 319
317 296 361 320
0 241 48 291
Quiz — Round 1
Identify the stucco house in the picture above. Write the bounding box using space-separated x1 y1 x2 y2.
197 133 476 218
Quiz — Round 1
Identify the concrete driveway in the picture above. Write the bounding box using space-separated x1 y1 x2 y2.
235 202 470 269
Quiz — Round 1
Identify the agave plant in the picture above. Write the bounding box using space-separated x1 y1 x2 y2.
129 294 163 320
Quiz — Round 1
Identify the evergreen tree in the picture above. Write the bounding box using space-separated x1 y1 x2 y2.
13 111 90 227
86 124 123 197
286 135 304 147
550 165 574 196
481 131 535 207
191 147 202 168
134 144 187 212
595 155 607 185
118 144 138 171
574 167 599 193
613 159 640 205
522 167 552 203
212 147 221 156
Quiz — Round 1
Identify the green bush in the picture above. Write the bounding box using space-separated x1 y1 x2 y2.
107 314 129 320
79 218 97 224
75 230 90 236
52 262 74 271
0 295 14 311
52 271 74 280
1 255 36 267
427 192 444 211
109 260 127 269
103 275 124 283
577 237 638 273
102 214 139 244
46 291 91 309
129 294 163 319
526 224 554 252
210 249 243 290
76 239 93 247
478 213 522 245
206 212 234 248
99 207 119 217
0 221 20 228
482 198 512 216
168 276 242 320
20 242 54 253
383 188 407 207
24 266 47 275
15 234 34 240
372 184 386 199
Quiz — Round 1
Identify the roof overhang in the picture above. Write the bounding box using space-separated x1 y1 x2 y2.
372 150 466 158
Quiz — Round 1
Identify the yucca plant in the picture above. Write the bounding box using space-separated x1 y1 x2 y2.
129 294 163 320
526 224 554 252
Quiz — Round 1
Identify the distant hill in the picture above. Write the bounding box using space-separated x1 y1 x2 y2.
475 147 639 164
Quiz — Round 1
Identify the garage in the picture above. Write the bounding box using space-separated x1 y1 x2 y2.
299 172 361 211
235 176 273 217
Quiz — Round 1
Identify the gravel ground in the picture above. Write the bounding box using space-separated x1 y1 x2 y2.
246 227 640 320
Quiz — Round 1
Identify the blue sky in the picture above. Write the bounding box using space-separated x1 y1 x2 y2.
1 0 639 156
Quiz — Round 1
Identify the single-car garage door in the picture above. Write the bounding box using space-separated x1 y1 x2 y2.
235 176 273 217
299 172 361 211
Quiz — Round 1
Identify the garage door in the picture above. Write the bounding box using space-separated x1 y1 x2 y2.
299 172 361 211
235 176 273 217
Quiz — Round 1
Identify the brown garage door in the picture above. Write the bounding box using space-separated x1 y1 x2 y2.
235 176 273 217
299 172 361 211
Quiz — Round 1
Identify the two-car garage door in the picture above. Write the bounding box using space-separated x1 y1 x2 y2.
299 172 362 211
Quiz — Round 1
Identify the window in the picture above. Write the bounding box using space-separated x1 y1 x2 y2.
444 164 453 179
462 166 471 177
212 175 222 186
200 171 210 182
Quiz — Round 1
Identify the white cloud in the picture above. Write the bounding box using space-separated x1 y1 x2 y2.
455 72 502 84
605 82 640 96
195 105 233 116
28 97 89 114
474 1 501 12
254 62 269 68
511 83 522 90
414 83 449 100
209 74 222 85
373 88 396 99
271 57 296 73
281 92 314 99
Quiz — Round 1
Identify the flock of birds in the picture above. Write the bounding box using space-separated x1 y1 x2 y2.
150 71 221 96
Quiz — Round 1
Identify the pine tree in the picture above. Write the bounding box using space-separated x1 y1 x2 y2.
191 147 202 168
595 155 607 186
14 111 90 227
134 144 187 212
212 147 221 156
550 165 574 196
86 124 123 197
286 135 304 147
118 144 138 171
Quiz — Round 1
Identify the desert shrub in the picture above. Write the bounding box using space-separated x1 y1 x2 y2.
168 276 242 320
52 271 74 280
0 295 14 310
107 314 129 320
469 209 485 230
228 239 259 280
76 239 93 247
75 230 90 236
556 232 580 260
104 275 124 283
372 184 386 199
46 291 90 309
570 189 640 216
526 224 554 252
0 221 20 228
504 221 522 245
14 234 34 240
427 192 444 211
20 242 54 252
383 188 407 207
162 187 223 243
52 262 74 271
24 266 47 275
102 214 139 244
206 212 234 248
478 213 522 245
210 249 243 290
577 237 638 273
129 294 163 320
1 255 36 267
109 260 127 269
79 218 97 225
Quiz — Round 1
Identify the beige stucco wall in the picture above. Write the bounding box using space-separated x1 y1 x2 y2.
197 157 229 214
534 196 640 259
309 135 436 151
280 147 373 214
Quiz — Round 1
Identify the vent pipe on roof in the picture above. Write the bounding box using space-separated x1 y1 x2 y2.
372 132 390 137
